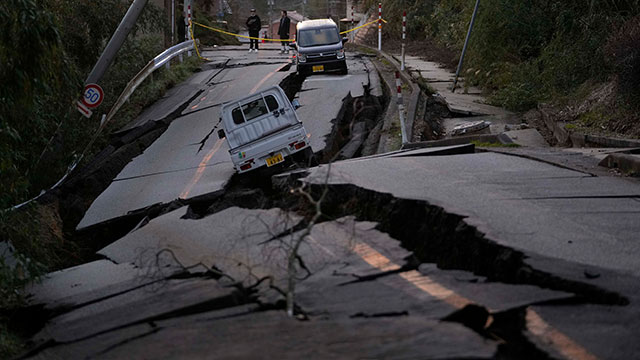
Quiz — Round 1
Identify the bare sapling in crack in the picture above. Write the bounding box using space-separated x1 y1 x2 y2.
284 162 332 317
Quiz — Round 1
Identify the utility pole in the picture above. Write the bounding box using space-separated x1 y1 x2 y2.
268 0 275 39
85 0 149 86
171 0 175 45
452 0 480 93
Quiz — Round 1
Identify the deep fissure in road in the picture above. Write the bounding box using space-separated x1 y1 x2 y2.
170 172 628 359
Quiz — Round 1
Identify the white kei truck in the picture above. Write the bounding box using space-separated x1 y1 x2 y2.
217 86 313 173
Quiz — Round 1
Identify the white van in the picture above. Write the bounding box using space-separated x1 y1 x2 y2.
217 86 312 173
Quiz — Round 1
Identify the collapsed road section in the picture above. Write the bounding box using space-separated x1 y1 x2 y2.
58 54 386 258
16 48 640 359
21 143 640 359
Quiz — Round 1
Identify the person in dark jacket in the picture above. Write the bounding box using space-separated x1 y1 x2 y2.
246 8 261 52
278 10 291 54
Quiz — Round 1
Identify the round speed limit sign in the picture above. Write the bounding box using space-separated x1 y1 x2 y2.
82 83 104 108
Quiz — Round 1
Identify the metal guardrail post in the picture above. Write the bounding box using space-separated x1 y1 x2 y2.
104 41 194 129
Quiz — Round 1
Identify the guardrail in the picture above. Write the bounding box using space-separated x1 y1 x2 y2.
103 40 195 128
6 40 196 212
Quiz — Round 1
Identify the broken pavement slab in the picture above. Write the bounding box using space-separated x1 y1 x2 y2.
26 310 497 360
296 56 382 153
525 302 640 360
32 277 242 344
23 260 178 310
598 152 640 176
294 150 640 282
98 206 303 288
293 219 571 320
401 55 514 117
397 54 546 145
503 128 550 147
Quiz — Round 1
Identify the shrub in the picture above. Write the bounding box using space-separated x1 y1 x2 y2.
0 0 167 210
605 15 640 94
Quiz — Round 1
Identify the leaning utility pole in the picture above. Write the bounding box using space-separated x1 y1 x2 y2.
452 0 480 93
85 0 148 86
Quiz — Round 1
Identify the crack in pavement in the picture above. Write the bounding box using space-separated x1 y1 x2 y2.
225 61 292 69
92 324 161 358
112 161 228 182
350 311 409 318
22 288 253 358
204 59 230 84
337 266 416 286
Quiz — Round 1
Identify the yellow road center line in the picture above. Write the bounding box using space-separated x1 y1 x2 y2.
250 63 288 94
526 309 599 360
353 242 471 308
179 138 224 199
180 65 285 199
352 241 598 360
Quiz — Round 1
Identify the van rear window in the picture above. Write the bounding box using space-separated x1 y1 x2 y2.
231 95 279 125
298 28 340 47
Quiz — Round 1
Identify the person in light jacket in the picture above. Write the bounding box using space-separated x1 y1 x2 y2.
246 8 261 52
278 10 291 54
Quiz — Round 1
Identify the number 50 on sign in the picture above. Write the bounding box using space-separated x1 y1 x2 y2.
82 83 104 108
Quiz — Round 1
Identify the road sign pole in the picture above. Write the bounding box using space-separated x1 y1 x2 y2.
187 2 192 56
378 3 382 51
401 11 406 71
351 5 354 42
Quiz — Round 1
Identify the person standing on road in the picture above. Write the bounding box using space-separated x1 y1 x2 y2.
278 10 291 54
246 8 261 52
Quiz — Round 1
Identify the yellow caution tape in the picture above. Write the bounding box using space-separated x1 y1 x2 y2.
190 18 389 43
188 21 210 61
340 18 388 34
192 21 294 42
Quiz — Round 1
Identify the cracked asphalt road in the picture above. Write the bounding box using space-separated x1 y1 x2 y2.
77 46 379 230
22 45 640 359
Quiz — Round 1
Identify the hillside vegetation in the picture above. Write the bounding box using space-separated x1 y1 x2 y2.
0 2 208 354
373 0 640 137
